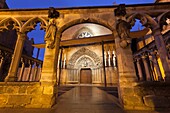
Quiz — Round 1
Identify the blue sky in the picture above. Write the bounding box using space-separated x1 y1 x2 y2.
5 0 155 60
6 0 155 9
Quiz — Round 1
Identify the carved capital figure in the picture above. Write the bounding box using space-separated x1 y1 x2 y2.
116 19 131 48
44 18 57 49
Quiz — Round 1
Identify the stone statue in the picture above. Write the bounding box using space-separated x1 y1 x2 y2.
116 19 132 48
44 18 57 49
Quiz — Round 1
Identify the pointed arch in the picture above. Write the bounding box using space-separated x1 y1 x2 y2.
127 13 158 29
21 17 48 33
58 18 113 34
157 11 170 30
0 17 22 32
68 48 102 69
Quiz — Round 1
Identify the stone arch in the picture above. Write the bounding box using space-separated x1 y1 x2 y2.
0 17 22 32
157 11 170 30
127 13 158 30
75 55 96 68
68 47 102 69
21 17 48 33
58 18 113 34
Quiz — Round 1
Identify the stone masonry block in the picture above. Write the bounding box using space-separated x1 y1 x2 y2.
43 86 54 94
8 95 31 106
31 94 54 105
0 95 8 105
25 104 42 108
143 95 170 108
134 87 155 97
18 86 27 94
121 88 134 96
123 95 144 106
6 86 19 94
27 86 43 94
0 86 6 94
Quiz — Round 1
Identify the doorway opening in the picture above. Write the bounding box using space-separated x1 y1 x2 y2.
80 68 92 84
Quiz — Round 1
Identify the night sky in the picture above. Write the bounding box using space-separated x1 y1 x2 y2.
5 0 155 60
6 0 154 9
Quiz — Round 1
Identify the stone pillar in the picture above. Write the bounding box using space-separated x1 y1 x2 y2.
152 29 170 81
40 32 61 85
150 51 163 81
102 41 107 87
142 54 151 81
136 57 144 81
5 32 26 82
114 4 139 109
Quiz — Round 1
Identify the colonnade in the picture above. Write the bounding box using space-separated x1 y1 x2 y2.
134 50 164 81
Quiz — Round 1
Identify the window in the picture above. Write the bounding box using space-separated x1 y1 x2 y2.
77 31 92 38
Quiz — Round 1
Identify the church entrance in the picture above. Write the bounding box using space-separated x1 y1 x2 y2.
80 68 92 84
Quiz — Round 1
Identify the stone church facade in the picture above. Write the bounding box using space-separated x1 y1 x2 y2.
58 23 118 85
0 0 170 111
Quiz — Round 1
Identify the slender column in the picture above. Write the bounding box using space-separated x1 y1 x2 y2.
113 51 117 67
40 32 61 85
36 48 40 59
108 51 111 66
102 41 107 87
136 57 144 81
0 56 4 70
150 51 163 81
142 54 151 81
58 48 63 86
27 60 33 81
18 58 25 81
5 32 26 82
152 28 170 81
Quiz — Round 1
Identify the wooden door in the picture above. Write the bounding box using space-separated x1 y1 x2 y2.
80 69 92 84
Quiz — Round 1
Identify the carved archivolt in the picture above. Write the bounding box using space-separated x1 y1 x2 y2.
58 14 115 33
68 48 102 69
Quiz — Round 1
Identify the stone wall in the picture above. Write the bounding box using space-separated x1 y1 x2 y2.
122 81 170 110
0 82 57 108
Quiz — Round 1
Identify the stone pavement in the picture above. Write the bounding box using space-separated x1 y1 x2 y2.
0 86 169 113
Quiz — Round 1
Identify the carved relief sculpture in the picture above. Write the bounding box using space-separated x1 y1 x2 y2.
44 7 60 49
44 18 57 49
116 19 132 48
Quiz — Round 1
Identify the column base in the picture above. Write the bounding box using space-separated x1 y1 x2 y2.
4 76 17 82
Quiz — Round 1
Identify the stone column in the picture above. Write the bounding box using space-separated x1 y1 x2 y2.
152 28 170 81
5 32 26 82
142 54 151 81
40 32 61 85
114 4 139 109
150 51 163 81
136 57 144 81
58 48 63 86
102 41 107 87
